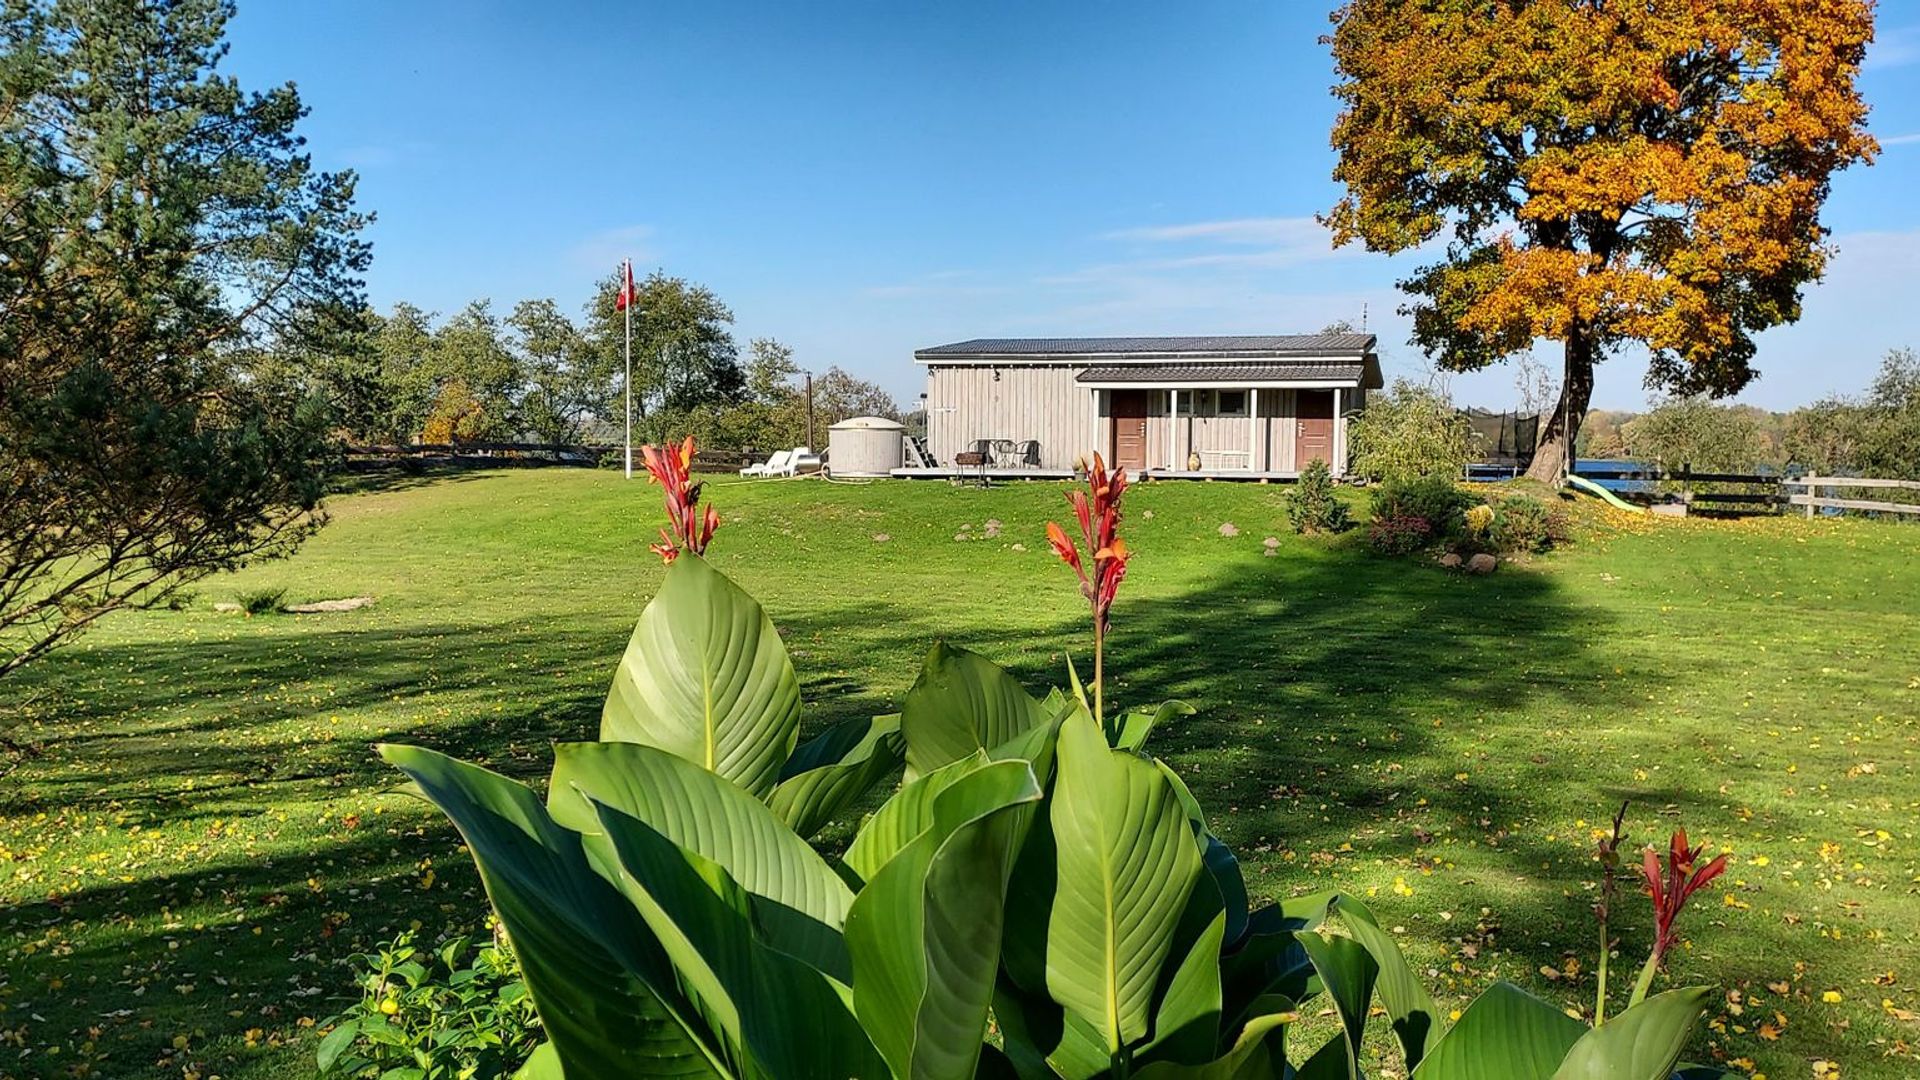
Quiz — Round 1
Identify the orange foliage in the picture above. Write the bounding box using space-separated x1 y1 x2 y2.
1325 0 1876 397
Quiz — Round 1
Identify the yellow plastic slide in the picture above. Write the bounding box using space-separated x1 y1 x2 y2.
1567 473 1646 513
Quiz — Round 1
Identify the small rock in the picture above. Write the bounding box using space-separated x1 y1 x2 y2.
953 533 969 542
984 519 1003 530
872 533 891 543
285 596 376 614
1141 510 1155 520
958 523 973 532
1466 553 1497 574
1010 543 1027 552
1218 522 1239 537
212 602 242 613
1438 553 1463 569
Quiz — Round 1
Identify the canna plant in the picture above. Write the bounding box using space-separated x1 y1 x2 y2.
372 440 1740 1079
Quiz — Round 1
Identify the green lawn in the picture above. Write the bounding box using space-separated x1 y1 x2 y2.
2 468 1916 1079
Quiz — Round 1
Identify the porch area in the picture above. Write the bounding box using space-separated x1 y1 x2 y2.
1087 372 1361 478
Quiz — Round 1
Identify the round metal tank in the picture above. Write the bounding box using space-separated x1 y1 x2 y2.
826 415 905 477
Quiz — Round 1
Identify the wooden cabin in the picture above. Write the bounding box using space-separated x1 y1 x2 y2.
911 334 1383 479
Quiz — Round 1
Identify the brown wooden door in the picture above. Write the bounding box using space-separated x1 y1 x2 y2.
1110 390 1149 470
1294 389 1334 467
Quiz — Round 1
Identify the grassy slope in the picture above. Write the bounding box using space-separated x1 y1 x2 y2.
2 468 1916 1079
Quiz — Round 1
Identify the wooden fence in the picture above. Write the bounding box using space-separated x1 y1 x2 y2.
1782 476 1920 519
341 442 758 473
1571 464 1788 511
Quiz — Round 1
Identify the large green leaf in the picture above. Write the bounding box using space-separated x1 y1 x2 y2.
1045 711 1206 1054
601 554 801 799
844 750 994 884
1136 909 1228 1068
1114 699 1195 753
992 980 1113 1080
511 1042 563 1080
1133 999 1299 1080
900 642 1051 780
379 745 723 1077
546 741 853 981
1220 894 1336 1027
846 760 1044 1079
1550 987 1714 1080
1291 932 1378 1080
1328 895 1443 1070
590 797 889 1079
1411 981 1586 1080
1156 760 1249 948
767 713 905 838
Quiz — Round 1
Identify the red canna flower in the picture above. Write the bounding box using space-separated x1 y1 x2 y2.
641 435 719 563
1047 453 1131 729
1639 828 1728 967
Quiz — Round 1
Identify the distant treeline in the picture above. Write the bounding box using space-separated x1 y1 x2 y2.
1576 348 1920 479
258 270 903 455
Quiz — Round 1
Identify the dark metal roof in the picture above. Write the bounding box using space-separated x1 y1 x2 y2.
1077 362 1367 385
916 334 1375 359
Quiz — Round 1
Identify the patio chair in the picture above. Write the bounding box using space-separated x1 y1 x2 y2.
741 449 791 477
1012 439 1041 467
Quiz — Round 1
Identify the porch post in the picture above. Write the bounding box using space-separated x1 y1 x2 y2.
1250 387 1262 472
1090 388 1101 464
1167 389 1178 470
1333 387 1345 476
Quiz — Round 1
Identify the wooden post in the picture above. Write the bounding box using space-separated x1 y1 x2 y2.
1250 387 1263 472
804 371 815 449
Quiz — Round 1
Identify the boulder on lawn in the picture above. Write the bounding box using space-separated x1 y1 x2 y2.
1466 553 1498 574
1438 552 1463 569
285 596 376 614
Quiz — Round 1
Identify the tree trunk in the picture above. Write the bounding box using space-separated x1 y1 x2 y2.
1525 331 1596 484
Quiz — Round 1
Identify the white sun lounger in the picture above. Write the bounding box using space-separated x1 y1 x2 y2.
741 449 791 477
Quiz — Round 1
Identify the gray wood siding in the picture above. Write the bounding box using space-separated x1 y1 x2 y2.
925 364 1093 470
923 364 1350 474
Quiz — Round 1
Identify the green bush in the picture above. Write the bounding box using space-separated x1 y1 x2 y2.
1370 475 1470 542
316 927 541 1079
237 587 286 615
1283 459 1350 534
1487 493 1568 554
1347 378 1482 482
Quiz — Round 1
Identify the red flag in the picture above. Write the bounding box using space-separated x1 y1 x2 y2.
615 260 634 312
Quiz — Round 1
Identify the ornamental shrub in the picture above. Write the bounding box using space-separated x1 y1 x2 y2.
1284 459 1351 534
1370 475 1471 543
1487 492 1568 554
1367 512 1433 555
316 927 541 1080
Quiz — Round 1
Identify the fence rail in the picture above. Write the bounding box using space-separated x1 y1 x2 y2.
1783 476 1920 519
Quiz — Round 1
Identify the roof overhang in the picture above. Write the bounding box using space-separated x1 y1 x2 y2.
1073 359 1382 390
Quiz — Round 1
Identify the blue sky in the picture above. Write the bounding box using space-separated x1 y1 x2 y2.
226 1 1920 412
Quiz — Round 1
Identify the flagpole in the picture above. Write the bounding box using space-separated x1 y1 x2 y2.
623 258 633 480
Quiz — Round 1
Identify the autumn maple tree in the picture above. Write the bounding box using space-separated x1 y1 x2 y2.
1324 0 1877 481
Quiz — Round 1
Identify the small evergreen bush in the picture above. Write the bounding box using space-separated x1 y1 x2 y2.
1284 459 1350 534
237 587 286 616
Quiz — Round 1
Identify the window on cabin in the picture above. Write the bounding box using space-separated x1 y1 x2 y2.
1217 390 1248 417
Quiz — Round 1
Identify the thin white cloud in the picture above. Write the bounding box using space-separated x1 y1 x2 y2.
1878 132 1920 147
1866 24 1920 71
1105 216 1333 247
863 270 1013 300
